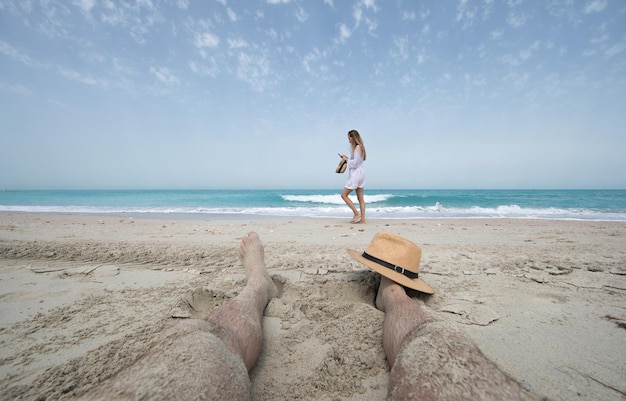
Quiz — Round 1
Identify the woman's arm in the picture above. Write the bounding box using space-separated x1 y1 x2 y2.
347 145 363 169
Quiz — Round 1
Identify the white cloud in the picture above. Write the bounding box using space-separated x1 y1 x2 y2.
456 0 477 28
0 82 32 96
360 0 378 12
399 70 415 86
482 0 495 19
0 0 32 13
352 0 378 34
149 66 179 85
227 8 238 22
59 68 99 86
176 0 189 9
98 0 164 44
0 41 37 66
353 7 363 27
416 48 427 64
401 11 416 21
236 51 271 91
605 41 626 58
137 0 154 9
390 36 409 61
582 48 597 57
506 10 527 28
364 17 377 35
302 48 323 73
464 73 487 87
490 29 503 40
266 28 277 40
102 0 115 10
100 2 123 25
583 0 607 14
302 48 335 81
189 59 219 77
590 34 609 44
502 71 529 89
194 32 220 48
73 0 95 14
336 23 351 44
500 41 543 66
266 0 292 4
228 38 248 49
295 7 308 23
112 58 134 75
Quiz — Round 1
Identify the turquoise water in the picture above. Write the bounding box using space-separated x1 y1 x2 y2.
0 189 625 221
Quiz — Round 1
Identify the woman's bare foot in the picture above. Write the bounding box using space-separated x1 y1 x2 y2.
350 213 361 223
238 231 279 300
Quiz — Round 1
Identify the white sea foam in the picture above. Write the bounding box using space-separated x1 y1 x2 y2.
2 189 624 220
281 193 394 204
1 204 625 221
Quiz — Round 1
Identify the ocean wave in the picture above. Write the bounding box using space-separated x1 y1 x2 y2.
281 193 394 204
1 204 625 221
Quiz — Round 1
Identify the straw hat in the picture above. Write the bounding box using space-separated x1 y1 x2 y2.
347 232 434 294
335 159 347 174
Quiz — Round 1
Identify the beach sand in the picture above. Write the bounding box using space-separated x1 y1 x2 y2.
1 213 625 400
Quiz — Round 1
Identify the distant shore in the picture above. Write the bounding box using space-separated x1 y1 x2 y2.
1 213 625 400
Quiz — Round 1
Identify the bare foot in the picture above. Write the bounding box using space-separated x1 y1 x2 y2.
238 231 279 299
350 214 361 223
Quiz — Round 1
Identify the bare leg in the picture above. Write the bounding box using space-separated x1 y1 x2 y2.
341 187 360 222
79 232 278 401
376 276 538 401
206 231 279 370
355 187 366 223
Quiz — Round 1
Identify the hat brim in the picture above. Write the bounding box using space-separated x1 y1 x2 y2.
347 249 434 294
336 160 347 173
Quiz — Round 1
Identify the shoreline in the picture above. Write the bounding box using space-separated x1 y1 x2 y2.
3 209 626 222
1 213 625 400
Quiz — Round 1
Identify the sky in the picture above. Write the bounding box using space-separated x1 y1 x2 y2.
1 0 625 190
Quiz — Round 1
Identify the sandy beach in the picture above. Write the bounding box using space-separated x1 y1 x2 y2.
0 213 625 400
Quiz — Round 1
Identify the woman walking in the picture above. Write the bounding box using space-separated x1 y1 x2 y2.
340 129 367 224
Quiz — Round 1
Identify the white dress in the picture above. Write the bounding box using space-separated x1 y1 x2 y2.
345 145 365 190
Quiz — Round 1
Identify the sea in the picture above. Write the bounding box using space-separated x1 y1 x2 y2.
1 189 625 221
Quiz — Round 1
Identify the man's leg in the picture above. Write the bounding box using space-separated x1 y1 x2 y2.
80 232 278 401
376 276 538 401
206 231 279 370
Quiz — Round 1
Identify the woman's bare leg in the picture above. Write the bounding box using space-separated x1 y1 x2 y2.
341 187 360 221
79 232 278 401
376 276 538 401
355 187 366 223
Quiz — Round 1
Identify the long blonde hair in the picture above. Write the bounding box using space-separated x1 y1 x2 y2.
348 130 367 160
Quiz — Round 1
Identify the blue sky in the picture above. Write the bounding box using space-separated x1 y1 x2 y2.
1 0 625 190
